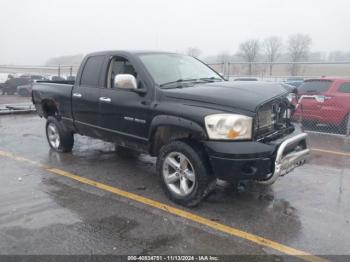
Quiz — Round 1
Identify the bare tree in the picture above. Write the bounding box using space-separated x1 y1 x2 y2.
264 36 282 76
287 34 312 75
186 47 202 58
238 39 260 75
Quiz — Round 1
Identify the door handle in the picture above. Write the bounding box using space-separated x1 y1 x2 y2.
99 97 111 103
73 93 82 98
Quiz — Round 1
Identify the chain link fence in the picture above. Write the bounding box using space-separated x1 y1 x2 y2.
1 62 349 136
206 61 350 80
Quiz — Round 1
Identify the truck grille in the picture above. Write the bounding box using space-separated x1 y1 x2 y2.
255 97 292 140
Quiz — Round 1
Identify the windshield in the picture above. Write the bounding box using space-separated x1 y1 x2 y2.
298 80 332 94
138 53 223 87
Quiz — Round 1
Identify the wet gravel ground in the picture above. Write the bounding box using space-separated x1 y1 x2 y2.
0 115 349 257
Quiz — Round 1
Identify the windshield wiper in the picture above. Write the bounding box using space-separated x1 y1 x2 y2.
199 77 223 82
160 77 223 89
160 78 198 88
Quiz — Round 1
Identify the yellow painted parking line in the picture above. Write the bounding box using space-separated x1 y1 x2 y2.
312 148 350 157
0 149 328 262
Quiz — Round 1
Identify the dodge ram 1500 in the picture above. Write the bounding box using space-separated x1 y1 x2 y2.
32 51 310 206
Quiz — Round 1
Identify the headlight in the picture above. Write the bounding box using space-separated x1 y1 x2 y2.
204 114 252 140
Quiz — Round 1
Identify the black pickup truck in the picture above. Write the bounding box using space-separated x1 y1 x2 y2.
32 50 310 206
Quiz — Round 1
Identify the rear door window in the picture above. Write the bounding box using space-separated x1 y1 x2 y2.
339 82 350 93
298 80 332 94
80 55 105 87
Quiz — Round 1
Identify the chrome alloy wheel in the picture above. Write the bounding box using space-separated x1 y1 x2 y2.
47 123 60 149
162 152 196 196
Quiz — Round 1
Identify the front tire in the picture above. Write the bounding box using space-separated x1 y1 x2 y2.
156 140 214 207
46 116 74 153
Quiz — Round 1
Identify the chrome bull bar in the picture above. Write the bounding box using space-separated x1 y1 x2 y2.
258 133 310 185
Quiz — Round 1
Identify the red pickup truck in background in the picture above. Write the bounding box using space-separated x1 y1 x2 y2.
293 78 350 134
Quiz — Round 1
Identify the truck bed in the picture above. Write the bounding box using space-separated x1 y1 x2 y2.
32 82 74 120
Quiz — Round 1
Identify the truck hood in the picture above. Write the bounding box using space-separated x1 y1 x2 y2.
162 81 289 112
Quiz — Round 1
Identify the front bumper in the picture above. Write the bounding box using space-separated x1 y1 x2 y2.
258 133 310 184
203 124 310 183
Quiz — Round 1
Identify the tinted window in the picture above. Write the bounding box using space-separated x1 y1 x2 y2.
111 60 136 77
107 57 137 88
298 80 332 94
80 55 105 87
339 82 350 93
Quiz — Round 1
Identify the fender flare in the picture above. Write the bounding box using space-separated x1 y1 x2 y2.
40 98 59 118
149 115 208 141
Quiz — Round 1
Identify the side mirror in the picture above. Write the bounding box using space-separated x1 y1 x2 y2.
114 74 137 90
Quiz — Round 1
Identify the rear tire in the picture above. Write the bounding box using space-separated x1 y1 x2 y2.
46 116 74 153
156 140 214 207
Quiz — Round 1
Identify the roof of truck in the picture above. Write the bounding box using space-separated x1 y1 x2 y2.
87 50 178 57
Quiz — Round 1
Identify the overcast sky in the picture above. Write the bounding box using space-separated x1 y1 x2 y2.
0 0 349 65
